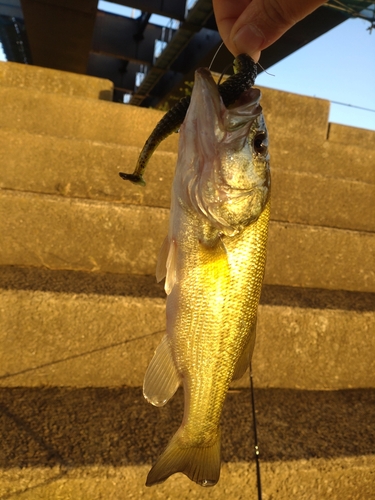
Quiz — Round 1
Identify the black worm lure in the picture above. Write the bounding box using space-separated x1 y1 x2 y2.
119 54 257 186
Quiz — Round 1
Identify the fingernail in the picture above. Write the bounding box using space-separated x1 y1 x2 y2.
233 24 264 61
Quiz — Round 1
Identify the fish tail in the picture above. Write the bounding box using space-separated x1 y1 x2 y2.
146 428 221 487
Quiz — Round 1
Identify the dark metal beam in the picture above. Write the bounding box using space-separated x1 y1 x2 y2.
130 0 213 106
0 15 32 63
111 0 186 21
87 52 141 93
0 0 23 19
259 6 352 71
20 0 97 73
141 26 221 108
92 11 167 65
133 11 151 42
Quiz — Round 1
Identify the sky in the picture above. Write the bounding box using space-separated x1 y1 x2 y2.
1 2 374 131
256 10 375 132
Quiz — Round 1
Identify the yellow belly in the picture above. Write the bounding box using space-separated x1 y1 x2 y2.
170 200 270 443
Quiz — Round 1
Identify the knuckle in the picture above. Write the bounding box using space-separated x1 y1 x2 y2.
264 0 298 29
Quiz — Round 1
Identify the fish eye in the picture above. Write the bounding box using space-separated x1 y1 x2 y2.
253 132 267 155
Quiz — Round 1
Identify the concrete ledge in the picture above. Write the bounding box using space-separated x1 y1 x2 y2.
0 387 374 498
328 122 375 150
0 85 333 151
265 221 375 292
0 61 114 100
1 459 375 500
1 128 374 232
0 190 169 276
1 267 374 389
2 266 374 310
271 168 375 232
259 86 330 142
0 87 179 151
0 128 176 210
0 289 165 388
255 304 375 389
1 190 374 292
272 135 375 184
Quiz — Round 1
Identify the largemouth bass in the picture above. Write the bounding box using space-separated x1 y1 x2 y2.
140 58 270 487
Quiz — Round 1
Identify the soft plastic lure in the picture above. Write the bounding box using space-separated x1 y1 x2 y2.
119 54 258 186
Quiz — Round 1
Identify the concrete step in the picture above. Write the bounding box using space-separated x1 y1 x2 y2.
272 134 375 184
1 266 374 390
0 60 113 100
1 128 374 233
0 385 374 499
0 86 179 151
328 122 375 150
1 190 374 292
0 127 176 211
259 86 330 142
0 83 353 152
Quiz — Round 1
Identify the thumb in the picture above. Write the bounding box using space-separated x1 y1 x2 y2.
231 0 326 61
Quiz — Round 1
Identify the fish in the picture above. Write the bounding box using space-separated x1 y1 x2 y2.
136 56 271 488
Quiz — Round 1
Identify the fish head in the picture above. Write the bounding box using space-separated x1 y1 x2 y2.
176 67 270 237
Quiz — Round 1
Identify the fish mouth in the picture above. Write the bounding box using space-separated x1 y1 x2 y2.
192 67 262 131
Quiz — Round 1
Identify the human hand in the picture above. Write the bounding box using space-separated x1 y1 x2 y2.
213 0 327 61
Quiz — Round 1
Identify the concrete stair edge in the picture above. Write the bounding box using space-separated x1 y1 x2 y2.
0 86 180 151
0 124 374 184
1 189 374 293
1 127 374 233
0 84 345 149
0 60 114 100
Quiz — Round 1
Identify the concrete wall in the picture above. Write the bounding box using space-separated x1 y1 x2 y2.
0 61 374 499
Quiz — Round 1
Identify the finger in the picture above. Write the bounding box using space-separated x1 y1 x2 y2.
212 0 251 56
231 0 327 60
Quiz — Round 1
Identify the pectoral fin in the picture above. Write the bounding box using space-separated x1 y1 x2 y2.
156 236 177 295
143 335 180 407
156 235 168 282
232 320 257 381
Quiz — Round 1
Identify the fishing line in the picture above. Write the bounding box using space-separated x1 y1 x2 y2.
209 42 233 86
209 41 224 70
217 62 234 85
249 361 262 500
257 61 275 77
330 100 375 113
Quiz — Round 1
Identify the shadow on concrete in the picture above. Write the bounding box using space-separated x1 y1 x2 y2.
0 387 374 469
1 265 375 311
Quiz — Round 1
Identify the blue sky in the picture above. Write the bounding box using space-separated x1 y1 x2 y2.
256 11 375 131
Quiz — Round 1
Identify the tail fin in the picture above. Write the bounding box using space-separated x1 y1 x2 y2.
146 429 221 487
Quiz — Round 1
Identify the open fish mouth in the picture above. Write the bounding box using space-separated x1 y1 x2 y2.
179 66 269 236
190 67 262 139
119 54 260 186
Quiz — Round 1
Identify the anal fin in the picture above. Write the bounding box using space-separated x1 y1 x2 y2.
143 335 180 407
232 320 257 381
